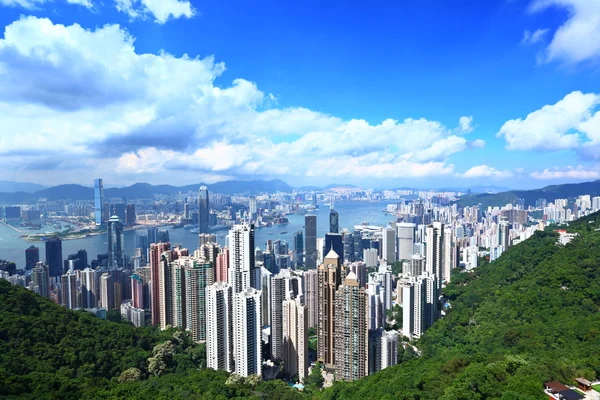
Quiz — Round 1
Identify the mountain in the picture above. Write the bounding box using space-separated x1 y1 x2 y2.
0 179 294 203
324 183 360 190
0 180 45 193
440 185 511 194
455 179 600 208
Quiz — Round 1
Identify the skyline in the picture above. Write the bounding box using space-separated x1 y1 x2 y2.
1 1 600 188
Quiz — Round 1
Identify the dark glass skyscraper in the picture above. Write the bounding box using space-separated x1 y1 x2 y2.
305 215 317 269
325 233 344 265
329 208 339 234
45 236 63 277
198 186 209 234
108 215 125 269
94 178 104 225
25 245 39 270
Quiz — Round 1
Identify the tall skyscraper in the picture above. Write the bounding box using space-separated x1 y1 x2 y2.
198 186 210 234
61 271 77 310
159 252 173 330
150 242 171 326
260 266 272 327
271 272 287 361
382 227 396 264
329 207 339 234
426 222 444 289
402 272 438 339
31 262 49 298
80 267 99 309
147 227 158 245
131 274 144 309
325 233 344 265
249 196 257 221
100 273 114 310
228 224 255 293
25 245 39 271
305 215 317 269
216 247 229 283
368 329 398 374
283 298 308 380
125 204 136 225
397 222 416 261
94 178 104 226
185 260 213 341
45 236 63 277
293 230 304 267
108 215 125 269
207 282 234 372
303 269 318 328
334 272 368 381
234 288 262 378
317 249 344 368
442 229 455 284
366 281 384 330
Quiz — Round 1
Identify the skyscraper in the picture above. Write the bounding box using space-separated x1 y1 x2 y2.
329 207 339 234
442 229 455 284
382 227 396 264
325 233 344 265
108 215 125 269
271 272 287 361
45 236 63 277
334 272 368 381
283 298 308 380
216 247 229 283
61 271 77 310
150 242 171 326
234 288 262 378
207 282 234 372
100 273 114 310
305 215 317 269
426 222 444 290
31 262 49 298
397 222 416 261
185 260 213 341
198 186 210 234
25 245 39 271
303 269 318 328
125 204 136 225
94 178 104 226
81 267 99 309
293 230 304 267
317 249 344 368
228 224 255 293
131 274 144 309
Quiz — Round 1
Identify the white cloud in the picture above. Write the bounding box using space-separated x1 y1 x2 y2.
497 91 600 152
457 116 474 133
0 0 92 8
470 139 486 148
0 17 483 185
530 165 600 180
521 28 549 45
66 0 92 7
461 165 513 179
115 0 194 24
529 0 600 64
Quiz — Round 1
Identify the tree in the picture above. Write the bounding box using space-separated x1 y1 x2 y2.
304 362 324 392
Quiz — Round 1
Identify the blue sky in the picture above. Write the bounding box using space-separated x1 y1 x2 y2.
0 0 599 189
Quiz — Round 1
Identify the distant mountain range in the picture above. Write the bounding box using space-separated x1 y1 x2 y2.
0 180 45 193
0 179 293 204
454 180 600 208
440 185 510 194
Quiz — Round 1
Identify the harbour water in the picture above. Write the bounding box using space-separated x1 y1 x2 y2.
0 200 397 269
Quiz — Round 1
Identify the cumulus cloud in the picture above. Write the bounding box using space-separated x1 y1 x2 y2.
0 0 92 8
529 0 600 64
521 28 549 45
469 139 486 148
530 166 600 180
0 17 483 184
115 0 194 24
497 91 600 153
461 165 513 179
457 116 474 133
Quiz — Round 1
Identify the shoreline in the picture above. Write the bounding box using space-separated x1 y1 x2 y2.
19 223 179 243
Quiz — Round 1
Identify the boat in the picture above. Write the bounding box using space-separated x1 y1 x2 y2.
280 231 288 234
190 228 199 233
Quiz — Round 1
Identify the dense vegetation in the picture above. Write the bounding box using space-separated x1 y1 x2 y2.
2 212 600 399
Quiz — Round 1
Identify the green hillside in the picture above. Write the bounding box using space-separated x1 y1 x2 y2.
2 212 600 399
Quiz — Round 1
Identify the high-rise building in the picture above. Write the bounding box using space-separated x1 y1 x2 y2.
368 328 398 374
260 266 272 327
426 222 444 289
401 273 437 339
305 215 317 269
25 245 39 271
293 230 304 267
150 242 171 326
271 272 287 361
185 260 213 341
147 227 158 245
303 269 318 328
126 204 136 225
397 223 416 261
325 233 344 265
249 196 257 221
363 248 378 269
329 207 339 234
108 215 125 269
198 186 210 234
282 298 308 380
159 252 174 330
45 236 63 278
80 268 99 309
366 281 384 330
382 227 396 264
207 282 234 372
317 249 344 368
100 273 114 310
234 288 262 378
61 271 77 309
94 178 104 225
31 262 49 298
131 274 144 309
216 247 229 283
442 229 455 284
228 224 255 293
334 272 368 381
114 281 123 310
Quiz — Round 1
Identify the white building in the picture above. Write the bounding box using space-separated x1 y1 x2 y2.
363 248 378 269
206 282 234 372
302 269 318 329
382 226 397 264
228 224 255 293
397 222 416 261
234 287 262 377
282 298 308 380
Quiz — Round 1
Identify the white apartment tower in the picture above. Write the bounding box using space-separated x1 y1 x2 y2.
228 224 255 293
206 282 234 372
234 288 262 377
282 298 308 380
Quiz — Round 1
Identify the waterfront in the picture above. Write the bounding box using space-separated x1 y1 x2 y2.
0 200 396 269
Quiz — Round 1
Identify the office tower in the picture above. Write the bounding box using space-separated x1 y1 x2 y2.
349 261 367 288
185 260 213 341
216 247 229 283
316 237 325 266
131 274 144 309
282 298 308 380
343 231 354 263
376 265 393 313
31 262 49 298
325 233 344 265
410 254 424 276
126 204 136 225
303 269 318 328
61 271 77 309
112 203 126 224
80 268 98 308
25 245 39 271
334 272 368 381
363 248 378 269
397 223 416 261
108 215 125 269
206 282 234 372
255 247 264 263
329 207 339 234
249 196 257 221
114 282 123 310
94 178 104 225
293 230 304 267
366 281 384 330
317 249 344 367
442 229 455 284
382 227 396 264
352 230 363 261
305 215 317 269
426 222 444 289
136 234 149 264
45 236 63 277
368 329 398 374
66 250 87 271
100 273 114 310
150 242 171 326
147 227 158 245
234 288 262 377
198 186 210 234
260 266 272 326
228 224 255 293
157 230 170 243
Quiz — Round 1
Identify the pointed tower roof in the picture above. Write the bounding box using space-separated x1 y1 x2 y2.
325 249 339 259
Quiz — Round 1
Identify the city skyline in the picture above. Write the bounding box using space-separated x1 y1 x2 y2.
0 1 600 188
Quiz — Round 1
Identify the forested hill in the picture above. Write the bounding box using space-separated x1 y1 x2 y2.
322 213 600 399
2 213 600 399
